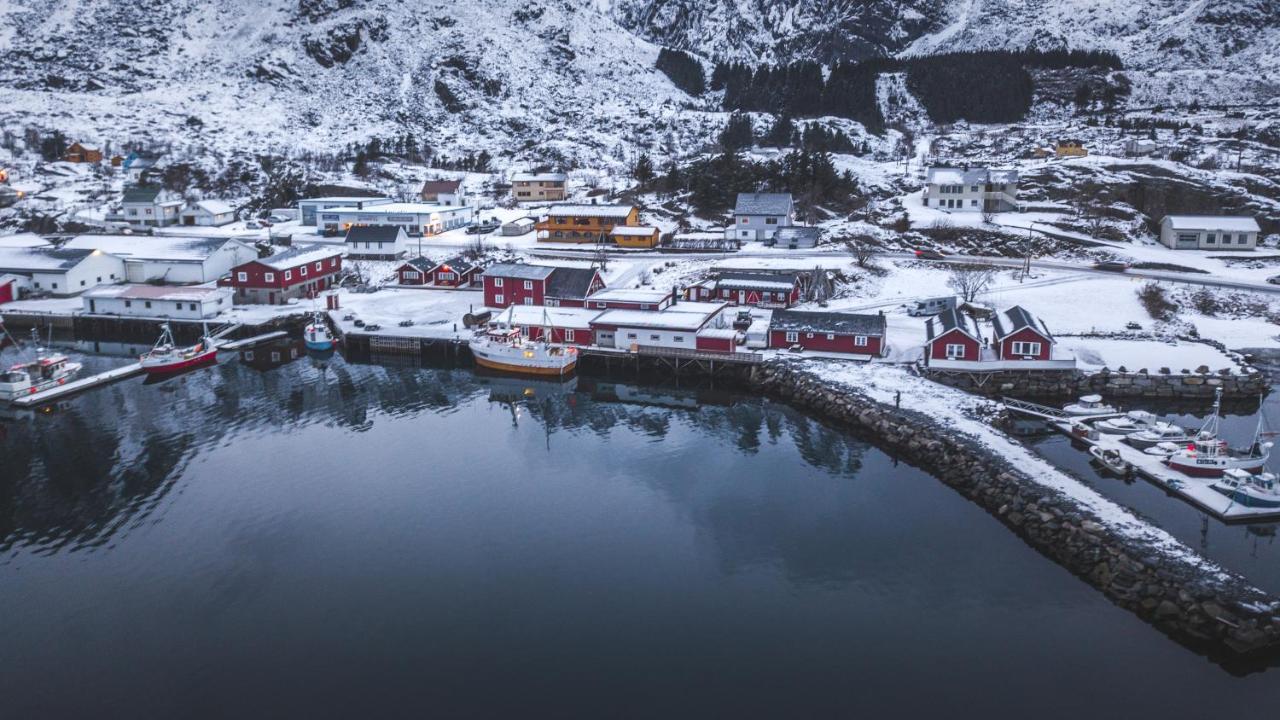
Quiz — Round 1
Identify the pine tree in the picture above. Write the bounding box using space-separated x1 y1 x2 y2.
718 113 754 152
633 154 655 186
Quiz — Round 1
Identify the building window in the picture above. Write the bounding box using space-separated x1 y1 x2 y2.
1177 233 1198 244
285 271 293 281
765 217 777 225
495 294 504 305
523 298 533 305
826 333 835 340
649 334 660 342
546 298 559 307
265 272 274 282
144 301 151 308
805 333 814 339
785 331 798 343
124 300 132 308
237 271 248 282
403 270 419 281
674 335 684 342
523 280 533 290
1205 233 1216 244
855 335 868 347
315 262 323 271
301 266 308 277
494 278 504 288
945 344 966 359
1011 341 1042 356
565 329 575 342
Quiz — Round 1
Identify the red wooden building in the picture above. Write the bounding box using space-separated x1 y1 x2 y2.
218 245 342 305
924 307 983 363
583 288 673 311
694 327 740 352
0 274 21 305
768 310 886 356
992 305 1054 361
482 262 604 308
396 256 435 286
686 270 802 308
430 255 482 288
486 305 600 346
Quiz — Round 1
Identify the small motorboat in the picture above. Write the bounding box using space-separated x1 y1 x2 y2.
1089 445 1130 476
140 323 219 375
0 328 83 402
304 312 337 351
1142 441 1182 459
1063 394 1117 416
1095 410 1158 435
1211 469 1280 509
1126 422 1195 449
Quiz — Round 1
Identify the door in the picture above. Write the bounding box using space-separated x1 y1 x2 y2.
597 331 615 348
125 261 146 283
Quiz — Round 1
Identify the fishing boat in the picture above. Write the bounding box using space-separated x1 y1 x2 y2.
140 323 218 375
304 312 337 351
1062 394 1117 416
470 307 577 377
1164 389 1273 478
1095 410 1158 435
0 329 83 402
1211 469 1280 509
1089 446 1130 476
1126 422 1196 449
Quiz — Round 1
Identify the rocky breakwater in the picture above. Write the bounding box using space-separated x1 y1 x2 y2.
925 366 1269 400
751 361 1280 664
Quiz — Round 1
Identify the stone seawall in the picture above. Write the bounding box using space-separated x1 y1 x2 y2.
750 361 1280 664
922 366 1269 400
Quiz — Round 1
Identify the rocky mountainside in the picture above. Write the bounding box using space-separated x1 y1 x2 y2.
0 0 1276 167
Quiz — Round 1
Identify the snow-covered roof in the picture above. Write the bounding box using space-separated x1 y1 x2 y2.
123 186 167 203
299 196 391 204
344 225 406 243
512 172 567 182
926 167 1019 185
483 263 556 280
1162 215 1260 232
190 200 234 215
716 270 801 292
592 303 725 331
696 327 740 340
543 204 635 219
610 225 658 236
0 246 104 272
770 310 886 336
255 244 341 270
82 284 231 302
502 217 536 228
0 233 52 249
432 255 479 274
327 202 464 214
734 193 792 216
926 307 980 341
399 256 435 271
992 305 1052 341
587 288 672 303
64 235 245 263
492 305 601 328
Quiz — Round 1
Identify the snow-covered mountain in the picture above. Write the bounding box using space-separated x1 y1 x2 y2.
0 0 1276 167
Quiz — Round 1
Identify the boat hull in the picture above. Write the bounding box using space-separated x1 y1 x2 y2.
141 348 218 375
1165 457 1268 478
1209 485 1280 508
305 338 336 351
473 354 577 376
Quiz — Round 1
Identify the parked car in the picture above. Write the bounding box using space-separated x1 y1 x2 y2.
466 222 500 235
1267 275 1280 286
914 248 946 260
267 214 290 223
245 221 261 230
364 324 382 332
353 319 365 328
1093 260 1129 272
907 296 957 317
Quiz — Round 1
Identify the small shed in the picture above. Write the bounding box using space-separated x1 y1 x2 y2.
396 256 435 286
769 310 886 356
430 255 481 287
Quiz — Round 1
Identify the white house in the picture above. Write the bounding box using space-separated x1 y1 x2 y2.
122 153 162 183
180 199 236 227
588 302 728 350
923 167 1019 212
419 179 468 207
82 284 232 320
63 235 258 284
344 225 408 260
122 186 184 228
1158 216 1261 250
318 202 471 236
0 246 124 296
298 196 393 226
729 193 793 241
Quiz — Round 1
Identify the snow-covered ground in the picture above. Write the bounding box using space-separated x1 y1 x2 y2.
1056 337 1241 374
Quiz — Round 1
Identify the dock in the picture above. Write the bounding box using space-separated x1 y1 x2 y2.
1049 421 1280 522
10 330 292 407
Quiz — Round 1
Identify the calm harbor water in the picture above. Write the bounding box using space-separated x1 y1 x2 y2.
2 344 1279 717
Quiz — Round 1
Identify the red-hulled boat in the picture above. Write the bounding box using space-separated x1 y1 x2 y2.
1164 388 1274 478
140 324 219 375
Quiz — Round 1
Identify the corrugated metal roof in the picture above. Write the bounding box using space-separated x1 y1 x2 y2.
344 225 405 243
1163 215 1260 232
543 204 635 219
257 244 341 270
483 263 556 281
992 305 1051 340
0 246 100 271
770 310 886 335
512 172 567 182
734 193 792 216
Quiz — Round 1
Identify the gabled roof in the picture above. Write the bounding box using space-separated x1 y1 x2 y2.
926 307 980 342
83 284 230 301
512 172 567 182
770 310 886 336
420 179 463 195
992 305 1052 341
1162 215 1260 232
734 193 792 216
189 199 233 215
716 270 801 291
399 256 435 271
544 204 635 219
0 246 101 272
123 186 164 204
483 262 556 281
926 167 1019 185
546 267 601 299
610 225 659 236
256 244 341 271
344 225 406 243
64 235 247 262
432 255 479 275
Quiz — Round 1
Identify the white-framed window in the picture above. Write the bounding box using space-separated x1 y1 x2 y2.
494 277 504 288
331 258 338 267
674 335 684 342
650 334 660 341
945 343 966 359
264 272 274 282
1011 341 1042 356
285 270 292 281
524 280 534 290
854 335 868 347
315 262 323 271
1205 233 1217 244
494 294 505 305
564 329 575 342
301 266 308 277
805 332 814 339
237 271 248 282
403 270 419 280
785 331 798 343
438 272 454 281
826 333 835 340
546 298 559 307
626 333 637 339
523 297 533 305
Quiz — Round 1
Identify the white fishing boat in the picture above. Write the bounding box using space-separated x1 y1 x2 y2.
1062 394 1117 416
1095 410 1158 435
1211 469 1280 509
0 329 83 402
470 307 577 377
1164 389 1273 478
1089 445 1130 476
304 312 337 351
1126 422 1196 449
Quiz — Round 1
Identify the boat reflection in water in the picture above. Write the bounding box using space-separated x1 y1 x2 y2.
239 338 307 373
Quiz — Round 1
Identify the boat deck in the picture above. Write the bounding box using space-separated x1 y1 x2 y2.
1050 422 1280 522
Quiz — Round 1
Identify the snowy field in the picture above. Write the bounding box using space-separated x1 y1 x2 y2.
1055 337 1242 374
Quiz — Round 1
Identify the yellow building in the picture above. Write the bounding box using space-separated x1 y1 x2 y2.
610 225 661 249
536 204 639 243
1054 139 1087 158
